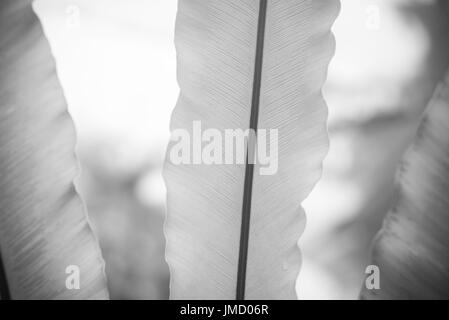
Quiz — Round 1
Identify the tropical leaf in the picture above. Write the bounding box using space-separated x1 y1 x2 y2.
163 0 339 299
360 71 449 300
0 0 108 299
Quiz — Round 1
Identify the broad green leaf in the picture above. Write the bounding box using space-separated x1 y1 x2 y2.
164 0 339 299
0 0 108 299
361 72 449 300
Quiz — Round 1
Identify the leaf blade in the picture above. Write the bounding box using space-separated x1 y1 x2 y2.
0 0 109 299
361 72 449 300
164 0 338 299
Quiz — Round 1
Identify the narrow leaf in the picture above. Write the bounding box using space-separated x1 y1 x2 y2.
164 0 339 299
0 0 109 299
361 72 449 300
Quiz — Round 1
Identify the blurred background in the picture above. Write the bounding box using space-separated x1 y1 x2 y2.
33 0 449 299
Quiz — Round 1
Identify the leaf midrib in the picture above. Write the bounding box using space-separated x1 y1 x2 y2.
236 0 268 301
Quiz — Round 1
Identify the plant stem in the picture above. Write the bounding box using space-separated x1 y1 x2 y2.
0 251 11 300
